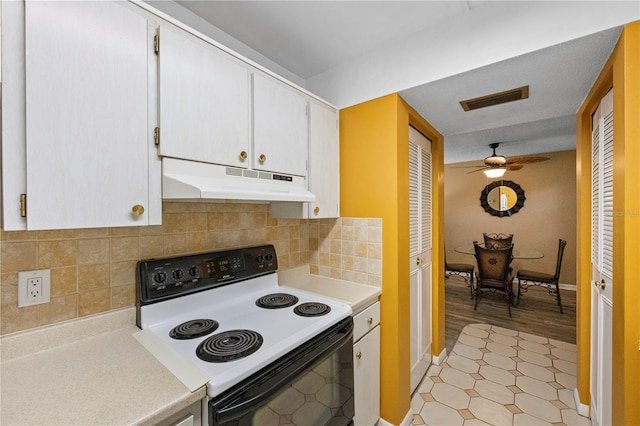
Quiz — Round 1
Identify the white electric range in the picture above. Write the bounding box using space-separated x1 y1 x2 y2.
136 245 355 426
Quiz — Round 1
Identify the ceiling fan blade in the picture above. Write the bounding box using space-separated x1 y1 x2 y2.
451 165 488 169
506 164 523 171
506 156 550 165
466 168 491 174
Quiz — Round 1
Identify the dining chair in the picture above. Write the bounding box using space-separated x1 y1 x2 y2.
445 251 475 296
483 233 515 274
516 239 567 313
483 233 514 249
473 241 515 317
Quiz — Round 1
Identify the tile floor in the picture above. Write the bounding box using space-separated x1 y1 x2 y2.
411 324 591 426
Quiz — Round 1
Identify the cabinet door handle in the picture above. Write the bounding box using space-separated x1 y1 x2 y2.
131 205 145 216
599 279 606 290
239 151 248 161
356 352 362 360
314 206 320 215
259 154 267 163
367 317 373 325
416 257 422 265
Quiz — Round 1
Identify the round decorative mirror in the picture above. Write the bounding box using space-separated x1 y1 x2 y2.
480 180 525 217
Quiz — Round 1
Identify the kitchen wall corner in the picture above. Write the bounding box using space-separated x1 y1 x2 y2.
0 202 382 335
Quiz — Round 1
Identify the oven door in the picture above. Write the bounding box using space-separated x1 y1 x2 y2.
209 317 354 426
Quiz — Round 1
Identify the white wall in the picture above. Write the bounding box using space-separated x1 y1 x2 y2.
306 1 639 109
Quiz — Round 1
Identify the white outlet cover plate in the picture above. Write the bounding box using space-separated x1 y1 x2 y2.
18 269 51 307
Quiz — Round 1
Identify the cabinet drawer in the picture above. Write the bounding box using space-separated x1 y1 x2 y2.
353 302 380 342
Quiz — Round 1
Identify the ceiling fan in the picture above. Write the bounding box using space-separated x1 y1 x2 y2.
461 143 550 177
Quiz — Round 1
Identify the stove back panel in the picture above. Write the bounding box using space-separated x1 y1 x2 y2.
136 245 278 308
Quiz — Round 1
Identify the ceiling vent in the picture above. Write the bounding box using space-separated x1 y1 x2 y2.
459 85 529 111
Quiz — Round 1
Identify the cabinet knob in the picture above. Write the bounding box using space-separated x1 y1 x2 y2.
131 205 145 216
259 154 267 163
314 206 320 215
599 279 606 290
416 257 422 265
367 317 373 325
356 352 362 360
239 151 248 161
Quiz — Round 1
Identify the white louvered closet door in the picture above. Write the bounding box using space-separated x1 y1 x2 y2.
408 126 432 392
590 88 613 426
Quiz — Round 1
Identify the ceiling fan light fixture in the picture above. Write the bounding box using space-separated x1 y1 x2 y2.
484 155 507 166
483 167 507 178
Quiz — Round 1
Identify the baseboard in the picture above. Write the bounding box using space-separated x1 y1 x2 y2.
377 409 413 426
573 387 591 418
432 347 448 365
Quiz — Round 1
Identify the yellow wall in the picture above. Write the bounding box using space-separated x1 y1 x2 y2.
340 93 444 424
576 21 640 425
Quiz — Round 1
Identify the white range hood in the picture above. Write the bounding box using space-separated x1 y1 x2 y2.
162 157 315 203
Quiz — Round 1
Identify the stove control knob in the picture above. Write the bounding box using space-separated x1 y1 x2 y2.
172 269 184 280
256 255 264 263
265 253 273 262
189 266 199 277
154 272 167 284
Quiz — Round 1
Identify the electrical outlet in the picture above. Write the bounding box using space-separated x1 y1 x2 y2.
18 269 51 307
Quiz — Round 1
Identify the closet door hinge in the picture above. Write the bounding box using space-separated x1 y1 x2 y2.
154 127 160 146
20 193 27 218
154 34 160 55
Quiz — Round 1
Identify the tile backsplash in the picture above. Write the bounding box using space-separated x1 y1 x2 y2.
0 202 382 335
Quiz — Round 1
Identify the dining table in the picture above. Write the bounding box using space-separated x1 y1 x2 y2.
454 244 544 259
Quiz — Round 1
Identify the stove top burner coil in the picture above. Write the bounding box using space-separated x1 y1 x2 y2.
196 330 263 363
169 319 219 340
255 293 299 309
294 302 332 317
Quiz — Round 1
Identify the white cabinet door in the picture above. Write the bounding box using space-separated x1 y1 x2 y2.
308 101 339 218
158 24 251 168
23 1 156 230
353 325 380 426
590 88 613 426
253 73 308 177
270 100 339 219
409 126 433 392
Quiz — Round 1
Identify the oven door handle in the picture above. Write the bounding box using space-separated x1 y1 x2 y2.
212 319 353 424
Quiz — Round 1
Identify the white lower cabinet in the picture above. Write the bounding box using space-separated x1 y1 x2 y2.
156 399 203 426
353 302 381 426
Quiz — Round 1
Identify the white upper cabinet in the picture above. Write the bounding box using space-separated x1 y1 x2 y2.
308 101 339 218
1 0 338 231
253 73 308 177
158 24 251 168
269 100 340 219
1 1 160 230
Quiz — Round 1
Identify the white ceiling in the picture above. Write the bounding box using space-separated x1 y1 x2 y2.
164 1 637 164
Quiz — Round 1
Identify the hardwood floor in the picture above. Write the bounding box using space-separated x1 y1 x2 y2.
444 275 576 353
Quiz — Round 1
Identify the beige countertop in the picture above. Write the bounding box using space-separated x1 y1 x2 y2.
0 307 205 426
278 266 382 314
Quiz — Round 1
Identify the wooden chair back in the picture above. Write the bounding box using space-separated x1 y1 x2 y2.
553 239 568 280
474 241 513 282
483 233 514 250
